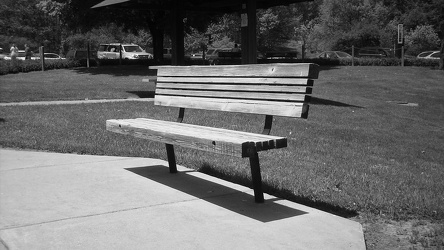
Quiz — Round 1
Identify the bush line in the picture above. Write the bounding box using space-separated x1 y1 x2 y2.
0 57 440 75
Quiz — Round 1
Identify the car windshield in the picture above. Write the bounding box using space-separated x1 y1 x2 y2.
124 46 143 52
418 51 434 57
430 52 440 58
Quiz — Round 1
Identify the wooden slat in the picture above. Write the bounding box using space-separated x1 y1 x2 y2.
156 77 314 86
156 89 308 101
150 63 319 79
106 118 287 157
156 82 312 93
154 95 309 118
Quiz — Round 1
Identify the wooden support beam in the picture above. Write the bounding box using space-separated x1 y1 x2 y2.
241 0 257 64
171 0 185 65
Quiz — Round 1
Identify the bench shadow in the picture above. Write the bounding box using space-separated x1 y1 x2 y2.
125 165 307 223
126 91 155 98
198 164 359 218
73 66 158 77
311 97 363 108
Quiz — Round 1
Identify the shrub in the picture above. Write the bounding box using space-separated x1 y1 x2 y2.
0 59 80 75
290 57 440 68
405 25 440 56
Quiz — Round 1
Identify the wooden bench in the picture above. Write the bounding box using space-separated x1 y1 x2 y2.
106 63 319 203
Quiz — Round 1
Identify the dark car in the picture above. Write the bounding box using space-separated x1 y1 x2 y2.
66 50 97 60
357 47 389 58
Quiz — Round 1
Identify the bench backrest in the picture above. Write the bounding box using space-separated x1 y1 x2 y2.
150 63 319 118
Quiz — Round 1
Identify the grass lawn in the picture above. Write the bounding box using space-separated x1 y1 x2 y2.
0 65 157 102
1 65 444 249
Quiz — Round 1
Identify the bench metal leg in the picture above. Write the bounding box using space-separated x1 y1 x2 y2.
165 143 178 173
248 149 264 203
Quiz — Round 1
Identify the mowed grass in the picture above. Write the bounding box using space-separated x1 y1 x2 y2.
0 65 157 102
0 65 443 221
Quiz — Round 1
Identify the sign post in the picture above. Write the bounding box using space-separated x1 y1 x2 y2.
397 24 404 45
398 24 404 66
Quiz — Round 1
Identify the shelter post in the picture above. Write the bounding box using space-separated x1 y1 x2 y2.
241 0 257 64
171 0 185 66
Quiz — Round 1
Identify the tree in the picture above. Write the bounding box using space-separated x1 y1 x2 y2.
294 19 316 59
257 6 299 52
36 0 65 54
206 14 240 48
0 0 60 52
310 0 390 51
405 25 440 56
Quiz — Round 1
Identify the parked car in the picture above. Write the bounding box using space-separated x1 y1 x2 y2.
66 50 97 60
417 51 441 59
44 53 64 59
316 51 352 59
4 50 39 60
357 47 389 58
97 43 153 59
34 53 65 60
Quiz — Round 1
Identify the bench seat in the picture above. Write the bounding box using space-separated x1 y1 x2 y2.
107 118 287 158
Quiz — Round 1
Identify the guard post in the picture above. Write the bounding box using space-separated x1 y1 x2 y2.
39 46 45 71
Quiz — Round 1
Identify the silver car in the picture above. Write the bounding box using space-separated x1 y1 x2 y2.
317 51 352 59
417 51 440 59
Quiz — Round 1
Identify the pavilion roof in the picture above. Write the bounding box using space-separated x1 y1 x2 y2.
92 0 312 12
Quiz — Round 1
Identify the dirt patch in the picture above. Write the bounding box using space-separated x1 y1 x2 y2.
352 215 444 249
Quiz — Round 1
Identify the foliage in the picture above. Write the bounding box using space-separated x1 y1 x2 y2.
405 25 440 56
290 57 440 68
310 0 391 51
257 6 299 52
0 0 58 51
206 14 240 47
0 59 79 75
63 24 152 52
184 27 208 53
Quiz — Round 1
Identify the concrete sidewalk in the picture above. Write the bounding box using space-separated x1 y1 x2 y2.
0 149 365 250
